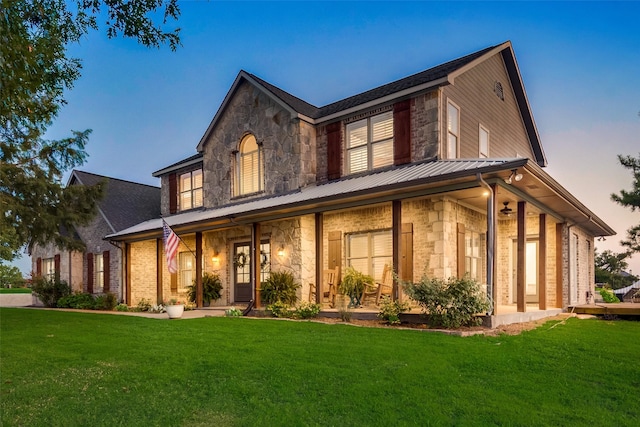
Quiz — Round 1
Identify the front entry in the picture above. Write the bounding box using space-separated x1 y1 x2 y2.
233 242 252 302
512 239 539 303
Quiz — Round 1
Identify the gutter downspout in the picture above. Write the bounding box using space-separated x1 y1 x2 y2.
476 173 495 315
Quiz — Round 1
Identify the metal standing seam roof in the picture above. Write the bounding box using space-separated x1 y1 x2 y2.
106 159 521 240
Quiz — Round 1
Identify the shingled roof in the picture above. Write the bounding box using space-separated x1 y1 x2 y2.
69 171 161 233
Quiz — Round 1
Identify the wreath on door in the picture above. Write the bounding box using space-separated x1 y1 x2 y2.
233 250 270 269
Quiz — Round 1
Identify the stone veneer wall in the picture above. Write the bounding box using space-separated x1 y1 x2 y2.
410 91 440 161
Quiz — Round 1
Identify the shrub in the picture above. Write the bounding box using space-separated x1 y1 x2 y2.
94 293 118 310
338 307 352 322
294 302 321 319
225 307 243 317
57 292 95 309
115 303 129 312
135 298 153 312
404 276 490 328
339 267 374 299
377 296 411 325
31 276 72 308
267 301 294 318
187 272 223 305
260 271 300 305
599 288 620 303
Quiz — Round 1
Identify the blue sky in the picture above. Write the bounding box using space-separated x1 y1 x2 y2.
11 1 640 275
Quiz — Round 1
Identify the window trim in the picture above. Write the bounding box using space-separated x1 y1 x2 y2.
446 99 460 159
345 111 394 175
178 169 203 211
479 124 490 158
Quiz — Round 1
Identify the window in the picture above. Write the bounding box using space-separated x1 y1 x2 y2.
178 252 194 290
94 253 104 291
236 134 264 196
447 101 460 159
42 257 55 280
347 230 392 281
465 231 483 282
179 169 203 211
479 125 489 158
346 111 393 174
259 242 271 283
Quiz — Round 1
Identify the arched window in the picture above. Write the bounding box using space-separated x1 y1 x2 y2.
236 134 264 196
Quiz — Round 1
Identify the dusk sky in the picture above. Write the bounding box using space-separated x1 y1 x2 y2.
11 1 640 275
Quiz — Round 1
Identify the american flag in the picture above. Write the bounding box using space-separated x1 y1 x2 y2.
162 220 179 274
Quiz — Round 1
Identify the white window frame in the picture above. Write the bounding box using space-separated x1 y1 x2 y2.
94 253 104 292
447 100 460 159
42 257 55 280
236 134 264 196
479 125 489 158
178 251 194 291
346 230 392 281
179 169 203 211
345 111 394 175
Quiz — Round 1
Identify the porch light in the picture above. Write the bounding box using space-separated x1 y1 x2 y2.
504 169 523 185
212 251 220 263
277 246 285 257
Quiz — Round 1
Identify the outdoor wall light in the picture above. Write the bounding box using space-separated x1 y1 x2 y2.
212 251 220 263
504 169 523 185
277 246 285 257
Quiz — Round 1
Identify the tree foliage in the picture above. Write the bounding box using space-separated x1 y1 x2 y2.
0 263 25 287
611 153 640 254
594 249 637 289
0 0 180 261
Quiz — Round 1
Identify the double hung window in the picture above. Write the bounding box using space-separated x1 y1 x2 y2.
42 257 55 280
178 252 194 290
346 111 393 174
447 101 460 159
347 230 392 281
465 231 484 282
179 169 203 210
94 253 104 291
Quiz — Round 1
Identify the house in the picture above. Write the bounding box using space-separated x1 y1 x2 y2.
31 171 161 301
106 41 614 324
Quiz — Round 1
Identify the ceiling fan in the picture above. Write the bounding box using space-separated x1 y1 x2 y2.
500 201 513 216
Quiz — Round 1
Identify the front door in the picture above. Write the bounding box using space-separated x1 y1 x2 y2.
234 243 252 302
512 239 539 303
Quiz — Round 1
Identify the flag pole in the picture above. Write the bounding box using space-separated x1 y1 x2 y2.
162 218 197 257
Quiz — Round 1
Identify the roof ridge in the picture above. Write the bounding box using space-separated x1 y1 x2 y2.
73 170 159 189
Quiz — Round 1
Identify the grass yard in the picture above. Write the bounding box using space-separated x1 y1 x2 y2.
1 309 638 426
0 288 32 294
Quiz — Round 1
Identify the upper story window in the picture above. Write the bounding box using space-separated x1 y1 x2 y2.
179 169 203 210
479 125 489 158
236 134 264 196
346 111 393 174
447 101 460 159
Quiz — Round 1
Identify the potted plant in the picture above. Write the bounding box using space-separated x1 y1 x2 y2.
187 272 223 306
164 298 184 319
339 267 374 307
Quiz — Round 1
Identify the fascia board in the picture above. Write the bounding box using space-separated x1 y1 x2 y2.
152 157 203 177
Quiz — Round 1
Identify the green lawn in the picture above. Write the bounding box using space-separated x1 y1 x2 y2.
0 288 31 294
1 309 638 426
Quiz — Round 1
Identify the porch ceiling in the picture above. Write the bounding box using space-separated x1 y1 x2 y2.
106 158 614 242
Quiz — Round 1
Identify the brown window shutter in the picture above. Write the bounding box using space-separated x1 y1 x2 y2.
103 250 110 293
394 100 411 165
400 223 413 282
54 254 61 282
171 273 177 293
326 122 342 181
327 230 342 273
36 257 42 276
457 223 466 278
169 173 177 214
87 253 94 293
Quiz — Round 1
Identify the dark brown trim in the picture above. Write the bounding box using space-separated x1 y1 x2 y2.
456 223 466 279
392 200 401 301
516 201 526 312
326 122 342 181
252 223 262 308
36 257 42 276
125 243 131 304
156 239 163 304
538 214 547 310
169 173 177 214
556 223 564 308
103 250 110 293
315 213 323 304
393 100 411 165
196 232 203 307
400 223 413 283
54 254 61 282
87 253 94 294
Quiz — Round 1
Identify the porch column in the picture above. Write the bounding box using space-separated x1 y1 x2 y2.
539 214 547 310
315 213 323 304
516 201 527 312
156 238 163 305
252 222 262 308
392 200 401 301
555 223 565 308
125 243 131 305
195 232 203 308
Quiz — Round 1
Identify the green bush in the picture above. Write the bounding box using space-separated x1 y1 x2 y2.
377 296 411 325
260 271 300 305
187 272 223 305
135 298 153 312
31 276 72 308
599 288 620 303
115 303 129 312
57 292 95 309
267 301 294 318
94 293 118 310
294 302 321 319
404 276 490 328
225 307 243 317
339 267 374 299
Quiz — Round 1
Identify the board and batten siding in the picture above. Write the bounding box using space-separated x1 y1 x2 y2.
442 53 534 161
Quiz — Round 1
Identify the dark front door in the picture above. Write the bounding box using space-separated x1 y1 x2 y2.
234 243 252 302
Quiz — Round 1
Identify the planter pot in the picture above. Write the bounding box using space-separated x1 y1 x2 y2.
166 304 184 319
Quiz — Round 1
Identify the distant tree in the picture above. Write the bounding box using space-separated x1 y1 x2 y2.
0 0 181 261
611 153 640 254
0 263 25 288
594 250 637 289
